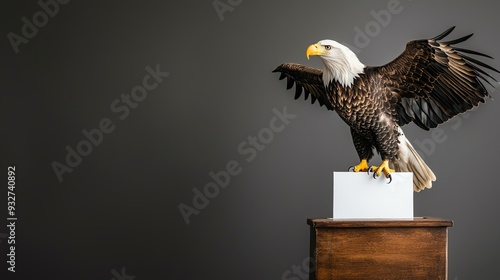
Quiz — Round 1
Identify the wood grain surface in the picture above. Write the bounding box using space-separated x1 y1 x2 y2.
308 217 453 280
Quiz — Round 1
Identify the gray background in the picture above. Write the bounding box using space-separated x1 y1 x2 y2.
2 0 500 279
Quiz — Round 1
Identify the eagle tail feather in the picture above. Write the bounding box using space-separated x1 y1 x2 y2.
392 130 436 192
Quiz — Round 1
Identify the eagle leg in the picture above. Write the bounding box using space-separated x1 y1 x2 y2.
369 160 395 182
349 159 369 172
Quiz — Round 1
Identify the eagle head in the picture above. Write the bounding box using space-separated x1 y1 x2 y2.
306 40 365 88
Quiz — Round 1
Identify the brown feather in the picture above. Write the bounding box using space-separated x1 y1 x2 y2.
273 27 498 192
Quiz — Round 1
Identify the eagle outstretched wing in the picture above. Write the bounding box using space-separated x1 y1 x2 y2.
380 26 500 130
272 63 334 110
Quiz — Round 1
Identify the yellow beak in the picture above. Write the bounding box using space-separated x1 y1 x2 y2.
306 43 327 60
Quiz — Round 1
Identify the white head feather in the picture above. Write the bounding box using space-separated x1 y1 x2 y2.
314 40 365 88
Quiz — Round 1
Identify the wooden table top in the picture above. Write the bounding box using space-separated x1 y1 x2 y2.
307 217 453 228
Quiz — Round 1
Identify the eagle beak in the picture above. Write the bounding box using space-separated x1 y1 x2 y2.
306 43 326 60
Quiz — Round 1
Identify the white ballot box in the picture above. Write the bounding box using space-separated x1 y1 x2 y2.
333 172 413 219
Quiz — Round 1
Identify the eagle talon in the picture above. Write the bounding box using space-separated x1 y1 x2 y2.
274 28 495 192
348 166 354 172
351 159 369 173
370 160 395 181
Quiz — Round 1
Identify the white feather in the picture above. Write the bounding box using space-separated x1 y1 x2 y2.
394 127 436 192
316 40 365 88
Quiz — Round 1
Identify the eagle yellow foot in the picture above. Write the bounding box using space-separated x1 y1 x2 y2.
348 159 369 172
369 160 395 183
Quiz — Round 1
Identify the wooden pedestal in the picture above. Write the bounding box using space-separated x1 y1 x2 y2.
307 217 453 280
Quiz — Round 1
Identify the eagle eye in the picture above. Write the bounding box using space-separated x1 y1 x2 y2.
324 45 332 50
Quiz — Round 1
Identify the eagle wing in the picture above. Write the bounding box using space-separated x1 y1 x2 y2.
380 26 499 130
272 63 334 110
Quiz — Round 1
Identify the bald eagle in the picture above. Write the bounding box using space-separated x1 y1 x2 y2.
273 27 498 191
